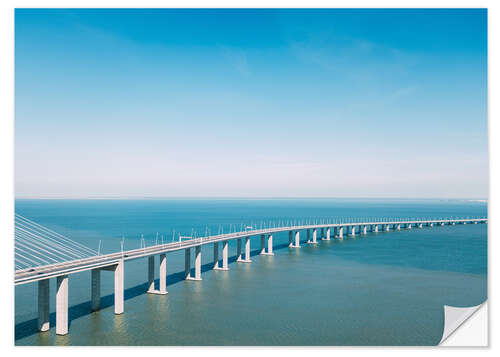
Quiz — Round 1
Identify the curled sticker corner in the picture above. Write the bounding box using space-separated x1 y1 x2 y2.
439 302 484 345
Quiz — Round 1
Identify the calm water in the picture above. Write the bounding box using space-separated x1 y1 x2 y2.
14 198 487 346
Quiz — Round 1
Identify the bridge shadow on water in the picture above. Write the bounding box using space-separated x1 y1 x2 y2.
15 238 328 341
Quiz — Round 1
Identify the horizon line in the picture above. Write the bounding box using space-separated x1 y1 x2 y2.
14 196 489 201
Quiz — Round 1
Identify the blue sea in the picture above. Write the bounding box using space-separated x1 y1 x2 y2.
14 198 487 346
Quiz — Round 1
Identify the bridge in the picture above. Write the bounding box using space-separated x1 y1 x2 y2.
14 214 487 335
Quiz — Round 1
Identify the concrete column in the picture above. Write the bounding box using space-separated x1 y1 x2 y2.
374 225 379 233
309 228 317 244
408 223 412 229
238 237 251 263
237 238 243 261
147 256 155 293
159 253 167 294
91 269 100 311
213 242 220 269
385 225 390 231
222 241 229 270
288 231 293 247
267 235 274 255
430 222 434 227
114 260 124 315
215 241 229 270
184 248 191 279
323 227 331 241
38 279 50 332
397 224 401 230
56 275 68 335
260 234 266 255
419 223 423 228
185 246 202 281
338 227 344 239
362 226 367 235
441 222 445 226
294 231 301 247
350 226 356 236
194 245 202 280
244 237 251 262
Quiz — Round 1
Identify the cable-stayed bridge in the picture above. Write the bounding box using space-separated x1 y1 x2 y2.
14 214 487 335
15 214 98 270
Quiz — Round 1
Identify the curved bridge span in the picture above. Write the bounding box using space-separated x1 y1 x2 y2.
16 217 487 335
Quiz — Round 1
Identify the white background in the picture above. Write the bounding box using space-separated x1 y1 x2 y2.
0 0 496 354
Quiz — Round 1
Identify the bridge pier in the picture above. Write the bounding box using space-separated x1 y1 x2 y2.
350 226 356 236
38 279 50 332
322 227 331 240
101 261 124 314
430 222 434 227
236 239 242 260
362 225 367 235
260 234 266 255
308 229 317 244
213 242 220 269
338 227 344 239
194 246 202 279
214 240 229 270
418 223 423 228
291 231 301 247
114 260 124 314
385 225 390 231
238 237 252 262
245 237 252 262
408 223 412 229
261 234 274 255
267 235 274 255
158 254 167 294
185 248 191 279
185 246 202 280
146 254 167 294
91 269 100 311
147 256 155 293
222 241 229 269
374 225 379 233
56 275 68 335
396 224 401 230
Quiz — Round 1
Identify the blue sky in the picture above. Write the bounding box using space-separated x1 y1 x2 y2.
15 9 487 198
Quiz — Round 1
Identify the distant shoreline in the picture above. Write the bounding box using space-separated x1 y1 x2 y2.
14 197 489 202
